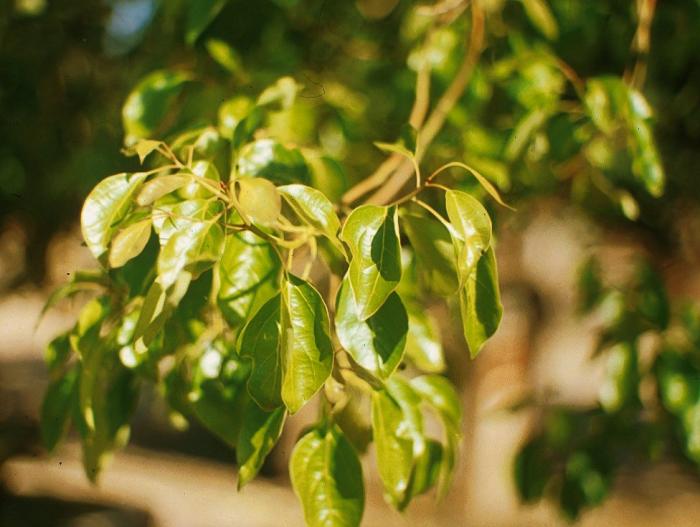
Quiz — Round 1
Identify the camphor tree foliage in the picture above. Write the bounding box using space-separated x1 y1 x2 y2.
37 0 700 524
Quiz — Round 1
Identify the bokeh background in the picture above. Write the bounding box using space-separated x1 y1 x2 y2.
2 0 700 525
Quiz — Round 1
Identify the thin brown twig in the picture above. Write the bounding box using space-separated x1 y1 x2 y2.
366 0 485 205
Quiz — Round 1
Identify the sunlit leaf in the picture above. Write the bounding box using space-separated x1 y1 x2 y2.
81 172 147 261
335 279 407 380
109 219 152 268
237 402 286 488
279 183 342 247
136 174 190 206
341 205 402 320
290 427 364 527
237 177 282 226
237 139 310 185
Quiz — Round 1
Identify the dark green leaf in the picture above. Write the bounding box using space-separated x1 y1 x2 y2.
186 0 229 45
237 139 309 185
237 401 286 488
41 366 78 452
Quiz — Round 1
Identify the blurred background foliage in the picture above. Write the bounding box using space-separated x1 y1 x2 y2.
2 0 700 523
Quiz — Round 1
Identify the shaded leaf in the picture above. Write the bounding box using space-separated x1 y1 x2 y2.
237 139 309 184
237 402 286 488
404 308 446 373
41 366 78 452
186 0 229 45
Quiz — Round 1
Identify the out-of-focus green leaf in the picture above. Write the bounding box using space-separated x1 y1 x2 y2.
237 401 286 488
458 246 502 357
341 205 402 320
122 70 191 144
81 172 147 261
401 211 459 296
205 38 245 77
521 0 559 40
41 365 78 452
186 0 229 45
290 426 365 527
335 279 407 380
237 139 310 184
257 76 300 110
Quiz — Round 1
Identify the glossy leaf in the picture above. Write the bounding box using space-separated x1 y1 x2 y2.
122 70 191 144
445 189 492 285
404 308 446 373
217 230 279 326
410 375 462 431
238 294 284 409
290 427 364 527
279 183 342 246
280 275 334 413
81 172 147 261
136 174 190 206
335 279 407 380
109 219 152 268
341 205 402 320
237 401 286 488
152 199 220 246
459 246 502 358
157 218 224 288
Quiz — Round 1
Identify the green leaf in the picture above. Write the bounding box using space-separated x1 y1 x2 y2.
237 177 282 226
279 184 342 247
180 161 222 199
374 123 418 160
280 275 334 413
45 332 73 374
407 440 443 500
445 189 492 286
186 0 229 45
290 427 365 527
41 366 78 452
157 218 224 289
335 279 407 380
237 402 286 488
401 211 459 296
217 230 279 326
307 155 348 203
521 0 559 40
218 96 254 140
152 199 221 246
371 389 415 508
237 139 310 185
126 139 161 163
136 174 191 206
81 172 148 261
205 38 245 77
122 70 191 144
459 246 502 358
404 307 446 373
109 219 152 268
257 76 300 110
239 275 333 413
341 205 402 320
239 294 284 409
410 375 462 431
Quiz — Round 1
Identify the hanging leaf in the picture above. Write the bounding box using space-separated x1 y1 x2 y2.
290 427 365 527
237 401 286 488
81 172 148 261
445 189 492 286
371 389 415 509
122 70 191 144
341 205 402 320
459 246 502 358
521 0 559 40
217 230 279 326
280 275 334 413
109 219 152 268
239 275 333 414
335 279 407 380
